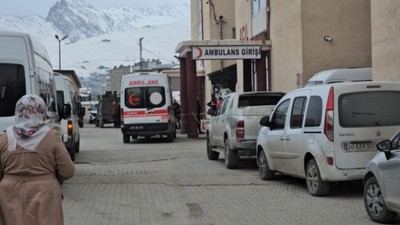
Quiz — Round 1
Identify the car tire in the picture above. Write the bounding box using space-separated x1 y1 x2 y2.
100 119 104 128
224 139 239 169
123 134 130 143
258 149 275 180
166 132 174 142
206 134 219 160
306 159 330 196
94 120 99 127
74 140 80 153
364 176 397 223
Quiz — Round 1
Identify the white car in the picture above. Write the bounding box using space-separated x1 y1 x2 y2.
363 132 400 223
256 82 400 196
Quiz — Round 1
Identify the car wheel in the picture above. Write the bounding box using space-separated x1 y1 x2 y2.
74 140 80 153
166 132 174 142
364 176 397 223
258 149 275 180
123 134 130 143
100 119 104 128
306 159 330 196
224 139 239 169
206 134 219 160
94 120 99 127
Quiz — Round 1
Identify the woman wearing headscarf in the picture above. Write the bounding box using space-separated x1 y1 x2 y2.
0 94 75 225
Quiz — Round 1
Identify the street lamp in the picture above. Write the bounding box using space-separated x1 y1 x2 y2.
55 34 68 71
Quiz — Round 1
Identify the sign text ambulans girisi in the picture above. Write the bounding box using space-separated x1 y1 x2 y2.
192 46 261 60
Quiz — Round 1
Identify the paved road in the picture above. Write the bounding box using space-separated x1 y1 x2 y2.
62 124 399 225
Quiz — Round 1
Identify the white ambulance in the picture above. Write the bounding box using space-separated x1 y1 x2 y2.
120 72 176 143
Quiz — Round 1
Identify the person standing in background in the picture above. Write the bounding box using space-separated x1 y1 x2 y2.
197 99 204 134
173 99 181 129
111 100 121 128
0 94 75 225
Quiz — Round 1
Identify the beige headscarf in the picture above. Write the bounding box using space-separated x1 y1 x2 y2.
6 94 51 152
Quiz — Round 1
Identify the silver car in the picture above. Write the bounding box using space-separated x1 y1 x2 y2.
364 132 400 223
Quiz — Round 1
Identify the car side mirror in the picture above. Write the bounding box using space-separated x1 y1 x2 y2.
259 116 271 127
376 140 392 159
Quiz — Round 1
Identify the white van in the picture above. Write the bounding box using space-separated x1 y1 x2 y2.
305 67 372 87
54 73 80 161
120 72 176 143
256 81 400 196
0 31 59 132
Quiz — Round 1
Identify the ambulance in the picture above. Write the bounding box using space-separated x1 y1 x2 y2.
120 72 176 143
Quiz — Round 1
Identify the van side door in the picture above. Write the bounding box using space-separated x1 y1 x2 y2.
284 95 308 175
265 99 290 171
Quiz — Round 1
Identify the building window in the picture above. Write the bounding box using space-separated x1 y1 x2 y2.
252 0 267 15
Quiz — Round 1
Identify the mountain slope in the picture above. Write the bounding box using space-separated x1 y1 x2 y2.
0 0 190 77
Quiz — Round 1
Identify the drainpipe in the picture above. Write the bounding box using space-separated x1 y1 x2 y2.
218 15 225 70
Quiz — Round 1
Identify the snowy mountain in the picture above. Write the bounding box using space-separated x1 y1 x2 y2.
0 0 190 77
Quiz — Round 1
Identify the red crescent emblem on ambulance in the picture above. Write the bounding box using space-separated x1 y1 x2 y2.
128 93 140 106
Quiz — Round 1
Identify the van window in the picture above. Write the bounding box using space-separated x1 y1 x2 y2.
56 91 65 110
290 97 306 129
0 63 26 117
125 86 166 109
305 96 322 127
238 95 282 107
339 91 400 127
270 100 290 130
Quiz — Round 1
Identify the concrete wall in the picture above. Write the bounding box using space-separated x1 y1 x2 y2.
235 0 252 93
302 0 371 83
270 0 303 92
371 0 400 81
269 0 371 92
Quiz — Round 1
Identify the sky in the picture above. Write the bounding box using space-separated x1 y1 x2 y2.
0 0 188 17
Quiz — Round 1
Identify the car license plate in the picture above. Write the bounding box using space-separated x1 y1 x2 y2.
342 142 377 152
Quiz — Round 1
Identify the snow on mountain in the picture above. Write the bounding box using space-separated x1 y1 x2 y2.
0 0 190 77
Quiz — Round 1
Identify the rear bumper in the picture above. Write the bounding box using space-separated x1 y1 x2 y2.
236 139 257 157
121 122 174 136
317 156 366 181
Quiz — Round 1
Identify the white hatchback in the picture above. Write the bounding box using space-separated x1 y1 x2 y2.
256 82 400 196
364 131 400 223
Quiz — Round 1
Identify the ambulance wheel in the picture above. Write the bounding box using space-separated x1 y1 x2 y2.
123 134 130 143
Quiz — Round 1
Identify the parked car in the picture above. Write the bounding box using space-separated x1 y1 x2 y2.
305 67 372 87
206 91 285 169
89 102 98 124
256 81 400 196
363 131 400 223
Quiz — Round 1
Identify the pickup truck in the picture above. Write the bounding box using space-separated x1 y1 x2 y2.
206 91 285 169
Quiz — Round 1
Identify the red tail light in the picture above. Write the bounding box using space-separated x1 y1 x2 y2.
324 87 334 142
67 121 73 136
236 120 244 139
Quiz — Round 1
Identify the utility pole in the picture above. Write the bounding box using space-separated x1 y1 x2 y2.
139 37 144 70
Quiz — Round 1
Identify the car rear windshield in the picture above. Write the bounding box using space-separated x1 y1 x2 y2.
0 63 26 117
339 91 400 127
238 95 282 107
125 86 166 109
